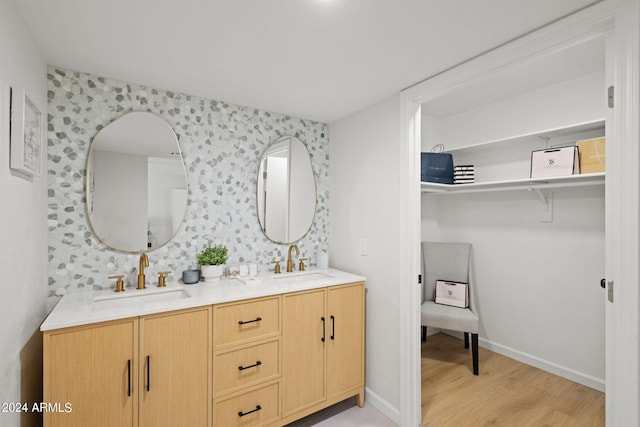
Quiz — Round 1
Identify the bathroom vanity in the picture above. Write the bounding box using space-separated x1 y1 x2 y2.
41 269 365 427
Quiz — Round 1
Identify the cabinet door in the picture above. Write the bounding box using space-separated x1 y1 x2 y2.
327 283 365 398
139 307 211 427
282 289 326 416
43 318 138 427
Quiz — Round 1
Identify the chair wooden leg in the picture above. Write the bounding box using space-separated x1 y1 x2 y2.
464 332 469 349
472 333 479 375
422 326 427 342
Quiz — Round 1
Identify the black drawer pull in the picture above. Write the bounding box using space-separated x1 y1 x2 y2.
238 405 262 417
127 359 131 397
238 317 262 325
331 315 335 340
321 317 326 342
238 360 262 371
146 355 151 392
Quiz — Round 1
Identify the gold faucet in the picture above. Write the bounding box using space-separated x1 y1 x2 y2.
286 244 300 273
138 251 149 289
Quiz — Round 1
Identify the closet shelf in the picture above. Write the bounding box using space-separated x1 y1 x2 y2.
444 119 605 153
421 172 604 195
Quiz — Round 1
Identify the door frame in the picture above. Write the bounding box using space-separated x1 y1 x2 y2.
397 1 639 425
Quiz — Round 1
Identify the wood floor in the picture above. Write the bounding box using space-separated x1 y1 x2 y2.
422 333 604 427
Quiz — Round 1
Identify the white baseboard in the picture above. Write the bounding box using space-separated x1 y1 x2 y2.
365 386 400 425
438 330 604 392
479 337 605 392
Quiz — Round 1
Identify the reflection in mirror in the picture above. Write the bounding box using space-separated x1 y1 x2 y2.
257 136 317 244
86 111 188 252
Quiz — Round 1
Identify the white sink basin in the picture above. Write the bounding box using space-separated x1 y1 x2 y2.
271 271 333 283
233 270 333 285
93 286 190 309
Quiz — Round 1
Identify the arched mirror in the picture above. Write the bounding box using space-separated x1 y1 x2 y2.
86 111 188 252
257 136 317 244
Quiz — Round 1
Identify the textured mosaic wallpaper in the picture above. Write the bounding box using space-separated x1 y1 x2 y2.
47 67 329 294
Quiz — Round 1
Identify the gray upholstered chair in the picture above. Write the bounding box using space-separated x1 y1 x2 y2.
421 241 479 375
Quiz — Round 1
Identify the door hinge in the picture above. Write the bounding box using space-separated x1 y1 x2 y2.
608 86 614 108
418 274 422 284
608 280 614 303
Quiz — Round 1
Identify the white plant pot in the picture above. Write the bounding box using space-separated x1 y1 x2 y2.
201 264 224 283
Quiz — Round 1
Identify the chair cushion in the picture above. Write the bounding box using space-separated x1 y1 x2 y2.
421 301 479 333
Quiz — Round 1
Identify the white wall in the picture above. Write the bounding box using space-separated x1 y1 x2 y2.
265 156 288 241
92 150 147 250
0 1 48 426
289 139 315 241
428 71 605 149
329 94 401 423
148 157 186 246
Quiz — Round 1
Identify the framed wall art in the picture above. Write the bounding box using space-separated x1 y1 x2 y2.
10 87 42 177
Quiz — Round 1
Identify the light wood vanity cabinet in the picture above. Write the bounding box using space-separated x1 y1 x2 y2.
326 283 366 401
44 280 364 427
281 282 365 424
43 318 138 427
213 296 280 348
212 296 282 426
281 289 326 415
139 307 212 427
43 306 212 427
211 282 365 427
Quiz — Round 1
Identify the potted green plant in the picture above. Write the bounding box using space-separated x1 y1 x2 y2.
196 244 228 282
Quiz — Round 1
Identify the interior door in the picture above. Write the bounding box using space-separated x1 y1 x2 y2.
604 6 640 422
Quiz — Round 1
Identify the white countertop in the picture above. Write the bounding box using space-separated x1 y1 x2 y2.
41 268 365 331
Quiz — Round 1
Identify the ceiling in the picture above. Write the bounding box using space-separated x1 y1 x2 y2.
15 0 599 123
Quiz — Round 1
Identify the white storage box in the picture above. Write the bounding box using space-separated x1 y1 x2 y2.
530 146 579 178
435 280 469 308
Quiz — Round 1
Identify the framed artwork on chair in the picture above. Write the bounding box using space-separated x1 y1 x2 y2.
10 87 42 177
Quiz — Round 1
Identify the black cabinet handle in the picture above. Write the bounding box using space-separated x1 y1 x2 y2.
601 278 606 289
321 317 326 342
238 317 262 325
238 360 262 371
146 355 150 392
331 315 335 340
127 359 131 397
238 405 262 417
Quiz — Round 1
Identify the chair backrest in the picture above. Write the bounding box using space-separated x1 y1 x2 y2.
422 242 471 303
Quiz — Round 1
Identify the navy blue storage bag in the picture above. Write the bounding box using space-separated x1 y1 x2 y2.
421 144 454 184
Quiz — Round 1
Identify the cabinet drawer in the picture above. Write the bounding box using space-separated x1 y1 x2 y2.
215 339 280 396
214 297 280 347
214 382 279 427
